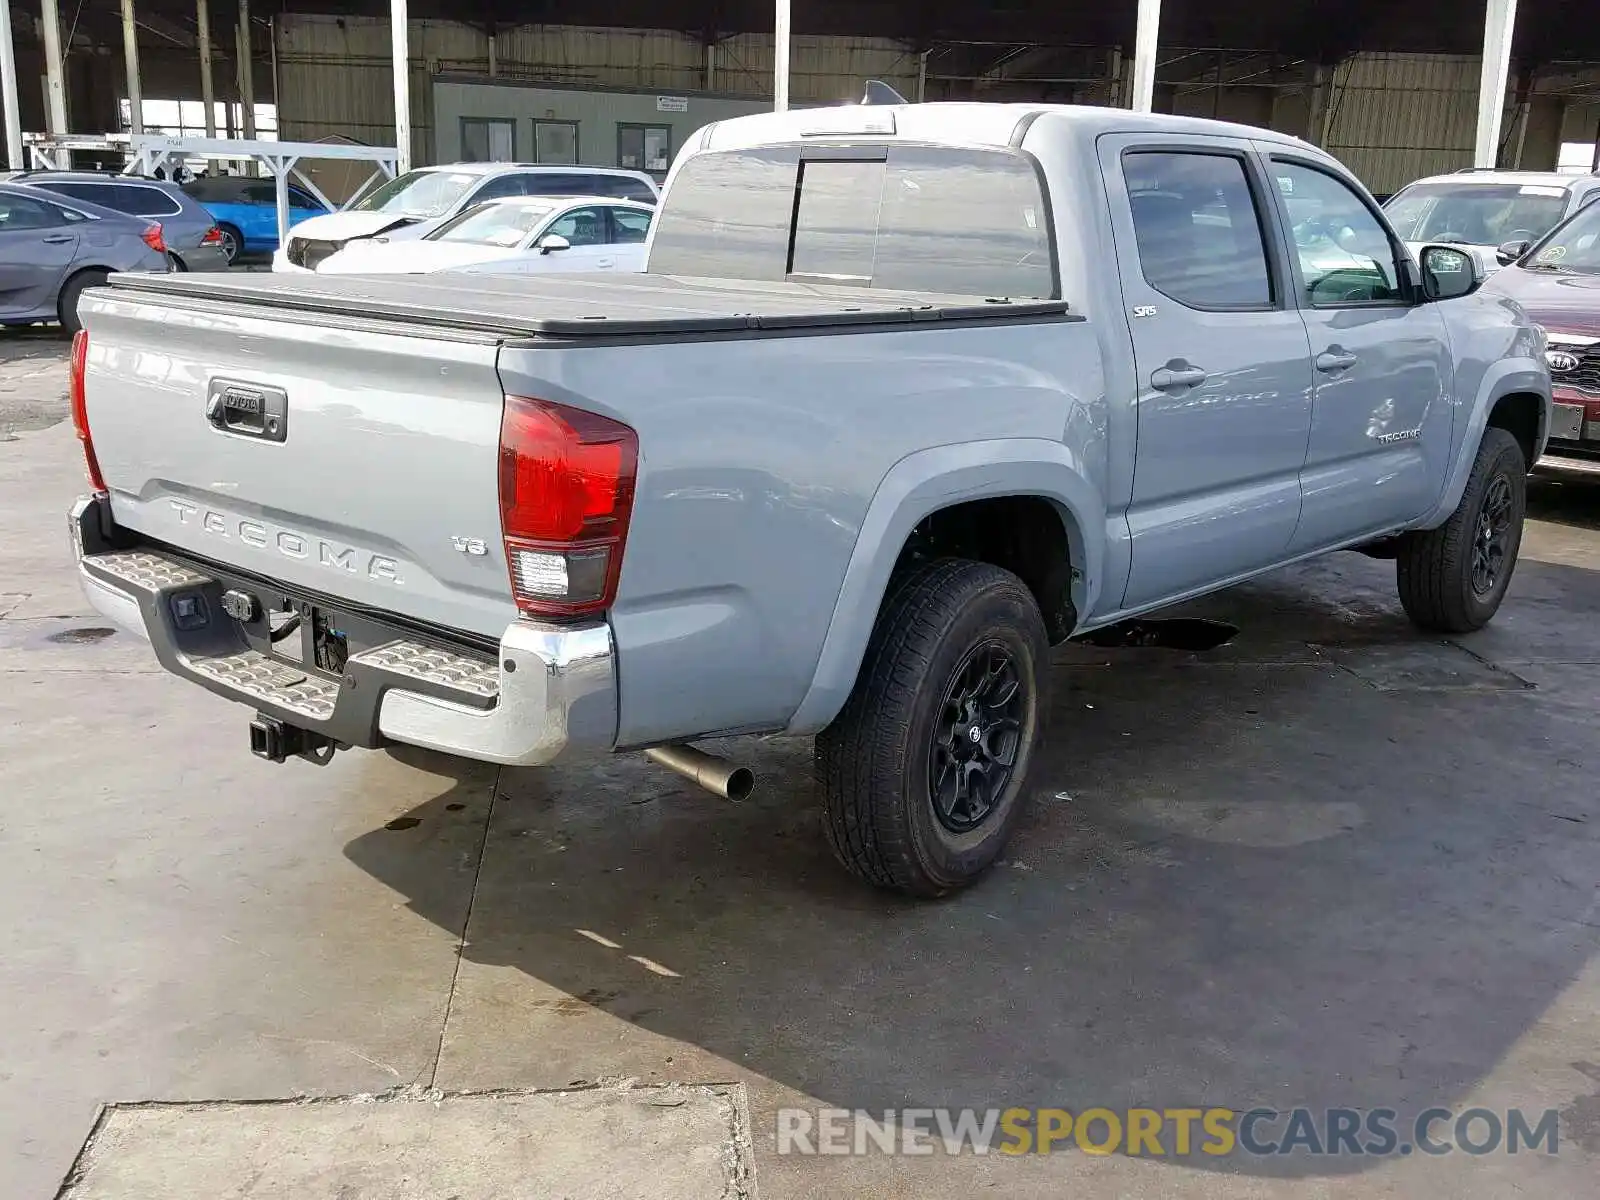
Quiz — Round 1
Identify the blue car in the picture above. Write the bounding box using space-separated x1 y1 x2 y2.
181 175 329 263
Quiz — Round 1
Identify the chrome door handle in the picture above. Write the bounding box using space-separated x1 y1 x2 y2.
1316 349 1358 373
1151 364 1208 390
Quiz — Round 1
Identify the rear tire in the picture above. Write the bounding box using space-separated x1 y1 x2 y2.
58 270 108 336
816 559 1050 898
1396 427 1527 633
217 224 243 265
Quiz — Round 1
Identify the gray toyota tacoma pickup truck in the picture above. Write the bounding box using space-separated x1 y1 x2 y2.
69 103 1550 897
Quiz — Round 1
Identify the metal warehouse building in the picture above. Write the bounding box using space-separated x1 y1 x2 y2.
2 2 1600 197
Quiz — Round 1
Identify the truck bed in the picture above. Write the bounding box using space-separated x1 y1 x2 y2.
106 271 1072 340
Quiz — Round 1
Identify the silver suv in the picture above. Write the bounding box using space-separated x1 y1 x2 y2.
1383 169 1600 272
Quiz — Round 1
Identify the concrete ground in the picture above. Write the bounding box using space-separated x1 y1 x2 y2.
3 327 1598 1198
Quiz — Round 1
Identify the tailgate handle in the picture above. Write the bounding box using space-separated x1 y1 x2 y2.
206 380 288 443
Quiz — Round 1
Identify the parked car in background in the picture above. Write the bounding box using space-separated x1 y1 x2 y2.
10 171 228 272
72 103 1549 898
275 163 659 272
0 182 168 333
1382 170 1600 275
181 175 330 264
318 195 654 276
1484 200 1600 456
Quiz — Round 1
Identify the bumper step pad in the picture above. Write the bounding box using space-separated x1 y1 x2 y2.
350 640 500 701
187 651 342 721
87 550 212 593
78 548 502 745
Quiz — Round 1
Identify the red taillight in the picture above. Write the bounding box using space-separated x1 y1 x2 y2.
69 330 106 494
142 223 166 253
498 396 637 619
201 225 222 245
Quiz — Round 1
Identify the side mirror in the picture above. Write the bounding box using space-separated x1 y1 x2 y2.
1495 239 1532 266
538 234 570 256
1419 244 1482 301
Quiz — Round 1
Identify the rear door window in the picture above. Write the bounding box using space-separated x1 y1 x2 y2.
648 144 1056 298
609 207 652 243
521 173 596 197
47 181 181 217
1121 151 1274 310
593 174 658 202
468 174 530 204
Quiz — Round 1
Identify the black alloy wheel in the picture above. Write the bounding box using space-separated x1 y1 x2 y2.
929 642 1025 833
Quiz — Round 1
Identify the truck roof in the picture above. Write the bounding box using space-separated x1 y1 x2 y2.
699 101 1321 156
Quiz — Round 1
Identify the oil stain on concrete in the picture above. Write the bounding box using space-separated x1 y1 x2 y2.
55 1084 756 1200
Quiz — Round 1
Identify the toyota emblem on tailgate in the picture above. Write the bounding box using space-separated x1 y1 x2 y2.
1546 350 1579 373
206 378 288 443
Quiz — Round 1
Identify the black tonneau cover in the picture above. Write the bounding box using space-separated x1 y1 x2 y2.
107 271 1073 340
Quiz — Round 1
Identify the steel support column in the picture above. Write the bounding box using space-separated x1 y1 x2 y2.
238 0 255 140
197 0 215 137
1474 0 1519 167
391 0 410 171
774 0 790 111
1130 0 1161 111
39 0 68 136
0 0 22 167
121 0 143 134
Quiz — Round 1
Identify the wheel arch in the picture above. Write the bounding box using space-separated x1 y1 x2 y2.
56 264 113 326
784 439 1103 735
1418 360 1550 529
1485 390 1544 469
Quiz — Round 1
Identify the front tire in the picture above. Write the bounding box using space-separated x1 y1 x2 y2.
816 559 1050 898
1396 427 1527 633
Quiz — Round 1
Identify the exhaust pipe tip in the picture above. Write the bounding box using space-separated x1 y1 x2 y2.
723 766 755 802
644 744 755 801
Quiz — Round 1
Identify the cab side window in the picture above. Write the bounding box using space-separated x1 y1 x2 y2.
1273 162 1404 307
1123 151 1274 311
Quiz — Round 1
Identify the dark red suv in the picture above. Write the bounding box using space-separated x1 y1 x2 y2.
1484 200 1600 455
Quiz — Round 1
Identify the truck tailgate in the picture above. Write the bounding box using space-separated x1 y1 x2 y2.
79 282 516 641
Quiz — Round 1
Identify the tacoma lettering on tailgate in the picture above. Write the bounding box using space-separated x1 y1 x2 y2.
167 499 403 584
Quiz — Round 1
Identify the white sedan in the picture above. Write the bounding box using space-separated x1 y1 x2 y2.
316 196 654 275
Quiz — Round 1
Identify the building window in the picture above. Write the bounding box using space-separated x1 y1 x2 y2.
533 120 578 165
618 124 671 175
119 98 277 140
1559 141 1599 173
460 118 516 162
